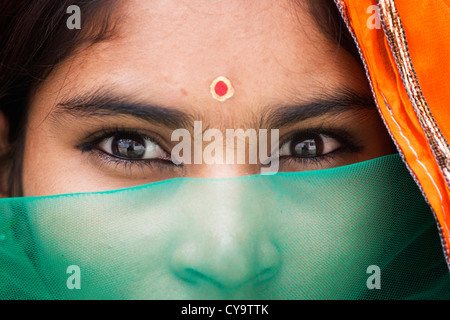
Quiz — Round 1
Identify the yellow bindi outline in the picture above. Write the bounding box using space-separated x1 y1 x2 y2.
210 76 234 102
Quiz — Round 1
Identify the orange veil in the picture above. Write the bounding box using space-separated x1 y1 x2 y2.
336 0 450 265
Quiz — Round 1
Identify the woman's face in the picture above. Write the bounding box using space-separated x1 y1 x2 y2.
19 0 395 298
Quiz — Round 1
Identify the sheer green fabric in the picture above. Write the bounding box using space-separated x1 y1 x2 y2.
0 154 449 299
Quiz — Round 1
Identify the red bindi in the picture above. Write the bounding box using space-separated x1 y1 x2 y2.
214 81 228 97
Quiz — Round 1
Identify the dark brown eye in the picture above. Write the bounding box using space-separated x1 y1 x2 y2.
280 133 341 158
97 134 169 160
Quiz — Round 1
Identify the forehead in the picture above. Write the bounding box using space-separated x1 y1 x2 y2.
38 0 366 116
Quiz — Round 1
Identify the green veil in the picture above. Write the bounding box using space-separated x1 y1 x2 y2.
1 154 449 299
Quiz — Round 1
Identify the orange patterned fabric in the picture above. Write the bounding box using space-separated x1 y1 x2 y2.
337 0 450 264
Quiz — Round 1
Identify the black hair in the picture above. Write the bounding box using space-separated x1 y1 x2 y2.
0 0 120 196
306 0 362 65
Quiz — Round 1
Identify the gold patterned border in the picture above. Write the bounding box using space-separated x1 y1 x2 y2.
377 0 450 189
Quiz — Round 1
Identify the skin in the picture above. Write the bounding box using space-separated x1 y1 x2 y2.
14 0 396 298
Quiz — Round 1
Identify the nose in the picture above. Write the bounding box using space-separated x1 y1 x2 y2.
169 180 280 290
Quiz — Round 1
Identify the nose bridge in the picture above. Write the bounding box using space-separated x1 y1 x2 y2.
170 178 280 289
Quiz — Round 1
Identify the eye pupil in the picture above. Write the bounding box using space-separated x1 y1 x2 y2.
294 139 317 157
291 135 324 158
113 137 145 158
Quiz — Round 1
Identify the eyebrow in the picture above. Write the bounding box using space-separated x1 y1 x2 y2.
54 87 375 129
265 89 376 128
55 89 192 129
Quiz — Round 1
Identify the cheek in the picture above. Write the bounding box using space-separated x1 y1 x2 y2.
361 115 396 157
22 126 55 196
27 196 176 299
21 125 108 196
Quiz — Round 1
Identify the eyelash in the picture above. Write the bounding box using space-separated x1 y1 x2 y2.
77 127 176 171
277 128 363 167
77 127 363 171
